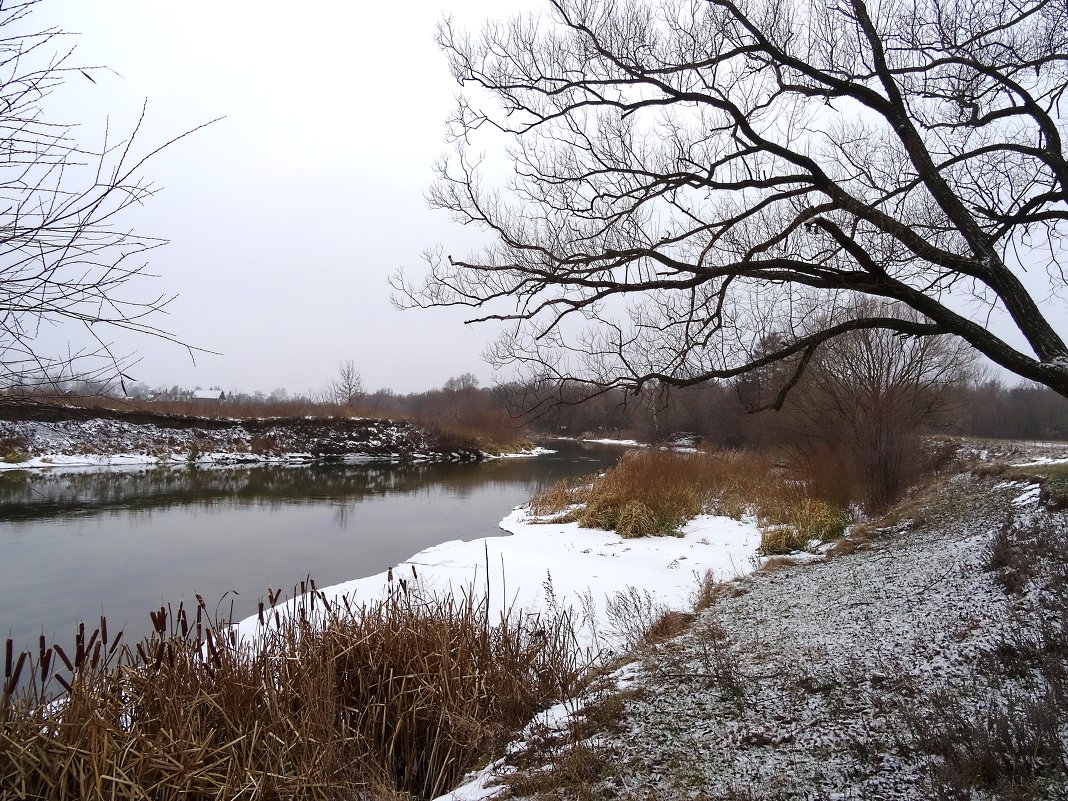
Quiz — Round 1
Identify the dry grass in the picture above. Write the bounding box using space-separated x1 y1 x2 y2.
756 494 848 554
0 580 585 800
501 685 643 801
529 449 848 553
689 571 748 612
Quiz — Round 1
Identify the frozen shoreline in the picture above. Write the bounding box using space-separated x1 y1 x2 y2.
234 506 763 655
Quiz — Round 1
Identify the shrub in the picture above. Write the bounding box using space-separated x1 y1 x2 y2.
0 435 31 463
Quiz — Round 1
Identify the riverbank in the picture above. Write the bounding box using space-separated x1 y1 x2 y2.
435 451 1068 800
234 505 763 654
0 402 489 468
4 439 1065 799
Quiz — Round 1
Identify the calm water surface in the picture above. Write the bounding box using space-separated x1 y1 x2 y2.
0 442 621 651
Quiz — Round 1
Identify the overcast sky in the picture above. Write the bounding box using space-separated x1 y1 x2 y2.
19 1 1063 398
29 0 532 396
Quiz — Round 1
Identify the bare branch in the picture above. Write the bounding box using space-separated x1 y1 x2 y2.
395 0 1068 402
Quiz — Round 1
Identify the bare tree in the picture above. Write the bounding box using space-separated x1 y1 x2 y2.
330 359 364 406
0 1 211 398
394 0 1068 405
785 300 976 508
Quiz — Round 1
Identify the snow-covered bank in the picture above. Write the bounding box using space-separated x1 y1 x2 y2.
483 446 557 460
0 409 484 470
234 507 762 654
437 473 1068 801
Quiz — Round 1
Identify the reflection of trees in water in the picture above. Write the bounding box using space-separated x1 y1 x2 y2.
0 445 621 523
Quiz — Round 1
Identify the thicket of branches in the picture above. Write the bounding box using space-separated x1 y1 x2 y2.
395 0 1068 405
0 1 205 397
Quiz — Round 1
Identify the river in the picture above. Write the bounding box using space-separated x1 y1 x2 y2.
0 441 623 653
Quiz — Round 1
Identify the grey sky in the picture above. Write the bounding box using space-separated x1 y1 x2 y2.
32 0 529 396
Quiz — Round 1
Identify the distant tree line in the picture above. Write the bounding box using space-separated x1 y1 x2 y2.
31 369 1067 447
515 377 1068 444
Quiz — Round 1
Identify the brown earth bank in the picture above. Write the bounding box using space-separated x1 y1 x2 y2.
0 401 484 463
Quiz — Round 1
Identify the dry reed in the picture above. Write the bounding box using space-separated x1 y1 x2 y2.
529 448 847 552
1 579 584 800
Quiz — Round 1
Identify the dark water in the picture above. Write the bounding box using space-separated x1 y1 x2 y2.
0 442 622 651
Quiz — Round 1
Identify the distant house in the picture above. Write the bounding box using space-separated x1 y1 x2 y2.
192 389 226 401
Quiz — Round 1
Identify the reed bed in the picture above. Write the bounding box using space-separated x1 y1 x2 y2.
1 578 584 800
529 448 847 552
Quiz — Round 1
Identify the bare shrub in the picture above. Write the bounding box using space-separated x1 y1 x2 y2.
904 516 1068 800
695 618 746 707
908 685 1066 800
604 586 665 652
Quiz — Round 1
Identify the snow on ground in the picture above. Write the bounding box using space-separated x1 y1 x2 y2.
438 473 1068 801
234 508 762 656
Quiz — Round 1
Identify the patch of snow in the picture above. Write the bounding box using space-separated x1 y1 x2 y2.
1013 456 1068 467
234 508 762 657
484 447 558 459
1012 484 1042 506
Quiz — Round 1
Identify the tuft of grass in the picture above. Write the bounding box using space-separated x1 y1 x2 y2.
757 496 848 554
642 610 696 644
0 580 585 801
528 475 590 518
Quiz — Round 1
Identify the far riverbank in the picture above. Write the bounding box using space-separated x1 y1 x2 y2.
0 402 487 469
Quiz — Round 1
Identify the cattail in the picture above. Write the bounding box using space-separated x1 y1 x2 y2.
3 651 24 696
39 647 52 689
54 643 74 672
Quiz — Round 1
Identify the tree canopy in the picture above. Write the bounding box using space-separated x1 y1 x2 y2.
394 0 1068 404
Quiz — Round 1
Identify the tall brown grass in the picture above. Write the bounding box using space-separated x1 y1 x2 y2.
1 579 583 800
529 448 847 553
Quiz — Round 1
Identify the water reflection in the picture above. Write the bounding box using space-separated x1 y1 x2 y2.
0 442 621 651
